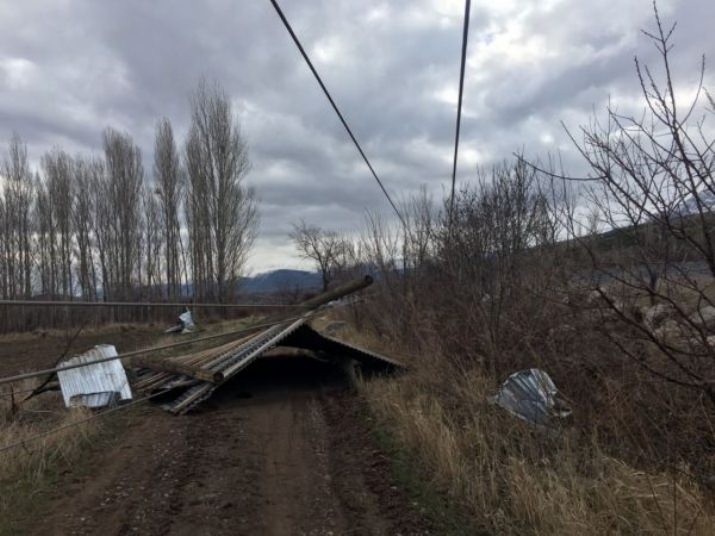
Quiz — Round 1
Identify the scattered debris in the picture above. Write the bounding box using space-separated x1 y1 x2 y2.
129 276 403 415
57 345 132 408
143 313 402 415
23 276 400 416
165 309 196 334
489 368 571 427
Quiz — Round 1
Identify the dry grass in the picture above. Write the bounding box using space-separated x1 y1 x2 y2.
0 381 98 533
335 292 715 534
0 381 96 480
361 365 714 535
0 322 150 343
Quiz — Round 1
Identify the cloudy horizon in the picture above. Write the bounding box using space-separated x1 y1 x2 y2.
1 0 713 274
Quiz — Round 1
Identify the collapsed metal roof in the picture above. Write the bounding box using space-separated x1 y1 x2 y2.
155 313 402 415
127 276 403 415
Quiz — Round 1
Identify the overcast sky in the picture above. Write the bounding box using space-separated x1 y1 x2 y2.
0 0 712 273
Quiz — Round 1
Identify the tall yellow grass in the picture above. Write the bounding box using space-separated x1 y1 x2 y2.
0 382 96 493
361 367 714 535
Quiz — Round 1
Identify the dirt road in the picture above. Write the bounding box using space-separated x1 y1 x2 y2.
24 357 431 535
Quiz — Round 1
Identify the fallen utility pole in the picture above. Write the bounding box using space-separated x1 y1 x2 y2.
296 275 373 310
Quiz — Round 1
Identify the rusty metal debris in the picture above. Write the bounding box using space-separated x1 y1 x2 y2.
489 368 571 427
57 345 133 408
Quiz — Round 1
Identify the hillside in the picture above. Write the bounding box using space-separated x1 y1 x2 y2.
241 269 322 294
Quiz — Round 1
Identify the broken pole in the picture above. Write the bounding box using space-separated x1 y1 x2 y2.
297 275 373 311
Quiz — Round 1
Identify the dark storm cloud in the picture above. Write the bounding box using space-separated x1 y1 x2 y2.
0 0 712 270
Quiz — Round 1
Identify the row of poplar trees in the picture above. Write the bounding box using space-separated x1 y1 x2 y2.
0 80 258 302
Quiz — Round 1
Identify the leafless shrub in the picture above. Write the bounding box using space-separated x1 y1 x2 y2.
548 3 715 406
290 220 354 292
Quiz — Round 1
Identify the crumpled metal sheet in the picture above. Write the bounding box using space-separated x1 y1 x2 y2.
57 344 132 408
165 309 196 334
179 310 196 333
490 368 571 426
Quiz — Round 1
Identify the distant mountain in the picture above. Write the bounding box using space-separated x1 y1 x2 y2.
240 269 322 294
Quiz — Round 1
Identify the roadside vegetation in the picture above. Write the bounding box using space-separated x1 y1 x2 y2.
307 10 715 534
0 383 96 535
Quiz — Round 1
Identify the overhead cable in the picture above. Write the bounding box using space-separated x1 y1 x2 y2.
0 299 303 309
0 390 167 454
0 315 306 387
267 0 407 228
449 0 472 222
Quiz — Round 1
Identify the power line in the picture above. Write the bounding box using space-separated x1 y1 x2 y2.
0 314 306 387
0 299 303 309
267 0 407 228
0 386 39 398
0 390 167 454
449 0 472 222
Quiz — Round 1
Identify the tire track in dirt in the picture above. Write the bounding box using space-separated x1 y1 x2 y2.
25 358 431 536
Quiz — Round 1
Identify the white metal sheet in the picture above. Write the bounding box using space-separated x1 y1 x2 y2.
57 344 132 408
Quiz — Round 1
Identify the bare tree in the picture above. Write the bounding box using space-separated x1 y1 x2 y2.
34 173 54 296
91 159 113 300
41 148 74 297
548 4 715 404
401 185 437 272
290 220 350 292
102 127 144 300
142 186 162 298
154 118 183 299
1 134 33 298
73 157 99 299
185 79 258 301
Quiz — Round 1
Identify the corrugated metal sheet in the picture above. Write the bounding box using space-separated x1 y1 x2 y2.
490 368 571 427
57 344 132 408
282 325 405 370
179 310 196 333
164 315 405 415
166 313 313 414
165 310 197 334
